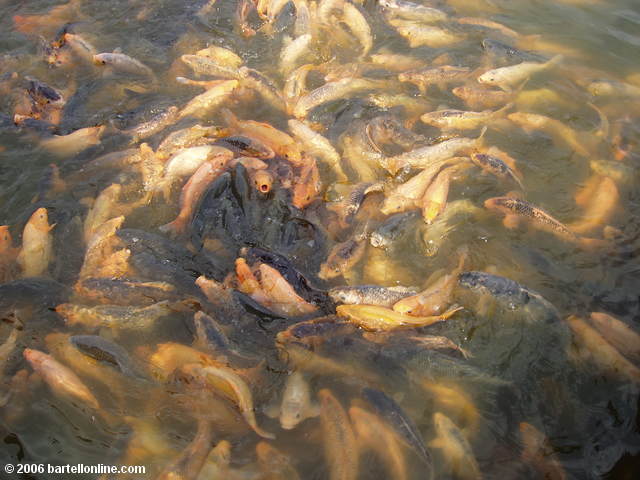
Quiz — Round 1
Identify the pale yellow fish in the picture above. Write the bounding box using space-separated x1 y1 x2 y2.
318 389 359 480
478 55 562 91
588 312 640 364
390 19 465 48
280 34 313 76
288 119 347 181
40 125 105 157
336 304 462 331
17 208 54 278
23 348 100 409
430 412 482 480
567 315 640 383
350 406 409 480
178 79 238 119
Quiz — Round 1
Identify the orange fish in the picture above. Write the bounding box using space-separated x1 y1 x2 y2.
17 208 55 278
292 157 321 209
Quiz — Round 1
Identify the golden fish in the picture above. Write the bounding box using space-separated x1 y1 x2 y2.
17 207 54 278
336 304 462 331
318 389 359 480
430 412 481 480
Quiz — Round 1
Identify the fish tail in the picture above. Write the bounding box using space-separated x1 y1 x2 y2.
476 126 488 149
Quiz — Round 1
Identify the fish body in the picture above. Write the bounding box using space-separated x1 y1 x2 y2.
288 119 347 181
17 208 54 278
568 315 640 383
279 371 319 429
507 112 590 157
239 67 286 112
40 125 104 157
319 237 367 280
280 34 312 76
123 106 180 142
452 85 512 110
478 55 562 91
336 304 461 331
157 125 229 157
70 335 139 377
588 312 640 364
399 66 471 94
259 264 318 316
421 104 510 130
342 2 373 58
329 285 418 307
370 211 420 248
484 196 579 241
470 153 523 189
178 80 238 119
181 54 241 79
386 135 478 175
349 406 410 480
93 52 155 79
294 78 389 118
431 412 481 480
391 20 465 48
23 348 99 409
519 422 566 480
63 33 97 64
318 389 359 480
56 301 175 329
380 0 448 23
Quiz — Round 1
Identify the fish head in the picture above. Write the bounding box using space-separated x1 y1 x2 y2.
0 225 12 251
29 207 53 232
477 70 498 86
252 169 274 193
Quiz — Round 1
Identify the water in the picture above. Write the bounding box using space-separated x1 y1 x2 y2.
1 0 640 478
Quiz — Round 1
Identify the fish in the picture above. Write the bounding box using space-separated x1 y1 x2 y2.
381 158 459 214
23 348 100 409
159 157 231 236
17 207 54 278
178 79 238 119
93 52 156 80
457 17 519 38
194 45 243 68
70 335 140 377
588 312 640 365
370 211 421 248
349 406 410 480
568 176 619 235
278 371 319 430
478 55 562 91
180 54 241 79
470 152 524 190
336 304 462 331
292 157 322 209
182 363 275 439
393 248 466 316
238 67 287 112
420 380 479 433
288 119 348 181
409 336 472 359
379 0 448 23
519 422 566 480
156 419 213 480
341 2 373 58
327 182 385 225
249 169 275 194
39 125 105 157
420 103 512 131
319 236 367 280
458 271 559 318
362 387 433 470
430 412 481 480
399 66 471 94
0 327 18 371
293 78 389 118
385 130 483 175
507 112 591 157
452 85 513 111
223 110 302 163
329 285 418 307
122 106 180 142
420 165 456 224
155 145 233 199
280 34 313 76
484 196 605 249
156 125 230 157
0 226 19 282
587 80 640 98
55 301 176 330
589 159 635 184
275 316 357 348
318 389 359 480
83 183 122 243
215 135 275 159
258 263 318 316
62 33 97 64
369 52 424 71
367 93 432 125
390 19 465 48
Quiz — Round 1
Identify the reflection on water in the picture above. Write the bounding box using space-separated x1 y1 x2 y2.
1 0 639 478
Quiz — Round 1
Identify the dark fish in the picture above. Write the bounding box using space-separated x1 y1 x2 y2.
276 316 356 346
362 387 433 473
214 135 275 159
74 278 182 305
458 271 531 306
481 39 545 64
70 335 139 377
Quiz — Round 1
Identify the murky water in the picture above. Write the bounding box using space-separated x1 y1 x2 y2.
1 0 640 479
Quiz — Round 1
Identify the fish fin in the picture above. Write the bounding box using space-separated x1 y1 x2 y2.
112 47 122 54
475 126 488 150
220 107 238 128
503 214 522 230
494 102 514 118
